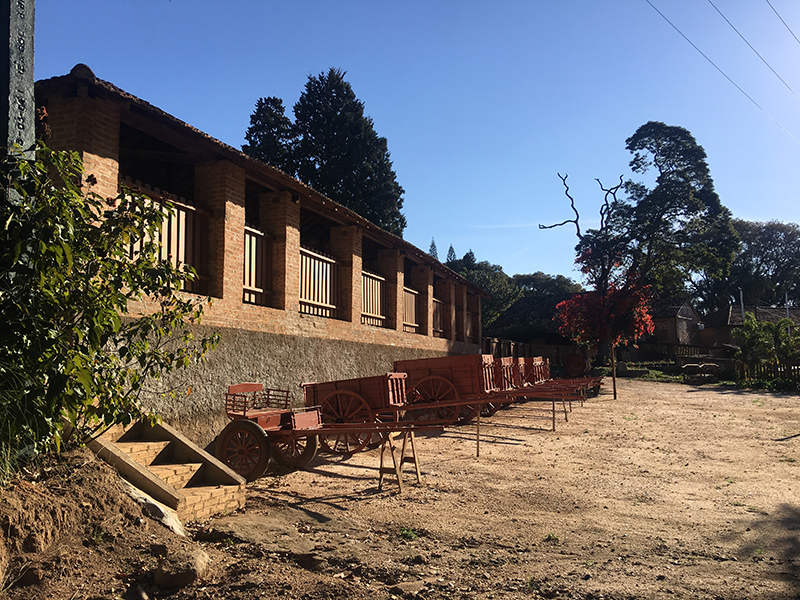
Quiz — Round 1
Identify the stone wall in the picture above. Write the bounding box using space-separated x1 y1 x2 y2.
144 324 460 447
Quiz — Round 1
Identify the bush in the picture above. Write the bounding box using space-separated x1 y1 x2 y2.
0 146 218 460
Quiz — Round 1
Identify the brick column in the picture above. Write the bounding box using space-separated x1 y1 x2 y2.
468 293 482 343
455 283 468 342
435 278 456 340
195 160 246 300
260 191 300 312
377 249 404 331
330 225 362 323
408 265 433 337
44 94 120 200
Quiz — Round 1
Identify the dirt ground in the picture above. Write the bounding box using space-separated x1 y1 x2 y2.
3 378 800 599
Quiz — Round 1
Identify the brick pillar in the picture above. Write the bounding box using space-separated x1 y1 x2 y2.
330 225 362 323
195 160 246 300
260 191 300 312
44 94 120 200
435 278 456 340
455 284 468 342
377 249 404 331
408 265 433 337
468 293 482 344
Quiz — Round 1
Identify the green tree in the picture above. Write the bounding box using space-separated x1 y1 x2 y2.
694 219 800 313
429 238 438 260
447 250 521 328
512 271 584 295
446 244 457 263
0 146 219 459
242 96 295 174
619 121 738 296
244 68 407 236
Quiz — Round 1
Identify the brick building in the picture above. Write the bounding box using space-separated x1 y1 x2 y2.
35 64 484 443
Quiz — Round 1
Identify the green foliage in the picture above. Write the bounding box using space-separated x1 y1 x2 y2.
694 219 800 314
0 146 219 457
446 249 521 328
428 238 438 260
399 526 419 540
242 96 295 174
621 122 738 297
244 68 406 236
512 271 583 295
732 312 799 366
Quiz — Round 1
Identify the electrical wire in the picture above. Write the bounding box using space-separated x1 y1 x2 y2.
644 0 800 146
765 0 800 48
707 0 800 104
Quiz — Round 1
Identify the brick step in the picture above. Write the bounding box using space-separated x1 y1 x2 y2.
181 484 245 521
114 440 171 467
149 462 203 490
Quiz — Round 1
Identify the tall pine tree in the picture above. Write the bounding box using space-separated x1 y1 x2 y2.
243 69 407 237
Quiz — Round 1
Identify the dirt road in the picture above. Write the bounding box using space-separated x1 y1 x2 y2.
5 379 800 599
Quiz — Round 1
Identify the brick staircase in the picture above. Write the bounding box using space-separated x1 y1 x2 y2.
89 420 246 523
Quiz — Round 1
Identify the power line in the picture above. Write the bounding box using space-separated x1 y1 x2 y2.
765 0 800 48
707 0 800 104
644 0 800 146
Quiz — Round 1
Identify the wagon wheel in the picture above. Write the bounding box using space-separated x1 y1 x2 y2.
269 433 319 470
319 390 375 455
406 376 461 425
215 420 271 482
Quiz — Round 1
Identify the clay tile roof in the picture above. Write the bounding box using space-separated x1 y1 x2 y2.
35 64 484 295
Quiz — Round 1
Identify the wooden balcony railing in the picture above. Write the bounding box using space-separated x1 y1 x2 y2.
433 298 445 338
362 271 386 327
243 226 268 305
403 286 419 333
124 181 209 295
300 247 337 318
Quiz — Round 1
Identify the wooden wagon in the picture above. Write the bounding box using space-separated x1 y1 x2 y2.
393 354 497 424
302 373 408 455
215 383 322 481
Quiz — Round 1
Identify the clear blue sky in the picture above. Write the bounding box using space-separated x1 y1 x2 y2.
34 1 800 283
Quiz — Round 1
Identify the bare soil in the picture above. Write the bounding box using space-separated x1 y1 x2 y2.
3 379 800 599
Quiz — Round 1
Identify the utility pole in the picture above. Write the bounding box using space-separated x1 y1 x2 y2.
0 0 35 158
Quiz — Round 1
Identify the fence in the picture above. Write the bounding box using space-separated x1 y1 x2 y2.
743 363 800 382
299 247 337 318
361 271 386 327
243 226 268 305
125 187 209 295
403 287 419 333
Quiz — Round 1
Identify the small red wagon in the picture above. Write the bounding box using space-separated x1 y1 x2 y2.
215 383 321 481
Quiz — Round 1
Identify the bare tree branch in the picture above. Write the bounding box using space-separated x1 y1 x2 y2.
539 173 582 238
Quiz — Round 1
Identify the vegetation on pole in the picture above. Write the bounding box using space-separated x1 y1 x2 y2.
244 68 407 236
0 146 219 466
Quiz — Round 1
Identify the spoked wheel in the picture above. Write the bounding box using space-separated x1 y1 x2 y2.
215 420 270 482
406 376 461 425
269 433 319 470
319 390 374 454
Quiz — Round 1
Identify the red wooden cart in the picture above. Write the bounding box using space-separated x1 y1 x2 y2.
215 383 322 481
301 373 407 455
393 354 496 424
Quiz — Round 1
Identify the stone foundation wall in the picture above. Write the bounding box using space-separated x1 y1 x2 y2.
144 324 469 447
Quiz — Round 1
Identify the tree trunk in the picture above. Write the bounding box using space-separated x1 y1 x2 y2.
610 342 618 399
